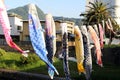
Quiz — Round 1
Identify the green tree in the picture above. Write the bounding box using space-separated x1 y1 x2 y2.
81 0 113 24
80 0 119 44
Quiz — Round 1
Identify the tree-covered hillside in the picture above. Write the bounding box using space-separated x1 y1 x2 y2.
7 4 45 20
7 4 81 26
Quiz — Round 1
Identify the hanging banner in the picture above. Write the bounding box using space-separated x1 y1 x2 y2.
0 0 28 56
45 13 56 62
106 20 116 35
93 24 99 37
102 20 106 42
88 25 103 67
74 25 85 73
106 21 111 30
98 23 104 49
108 18 113 30
80 25 92 80
28 4 58 79
107 18 117 37
61 23 71 80
102 20 105 35
45 13 56 78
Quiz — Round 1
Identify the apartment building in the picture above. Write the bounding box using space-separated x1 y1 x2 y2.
20 20 45 41
0 12 75 46
21 20 75 43
0 13 23 42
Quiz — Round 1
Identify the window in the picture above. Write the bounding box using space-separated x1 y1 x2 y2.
25 35 30 41
17 26 23 32
10 25 12 27
17 26 21 30
10 25 12 30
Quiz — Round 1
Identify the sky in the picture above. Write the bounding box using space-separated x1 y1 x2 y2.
4 0 86 18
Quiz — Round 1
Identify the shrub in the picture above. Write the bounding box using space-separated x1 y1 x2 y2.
20 54 39 64
0 48 6 56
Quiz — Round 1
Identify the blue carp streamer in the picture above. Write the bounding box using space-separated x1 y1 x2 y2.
28 4 58 79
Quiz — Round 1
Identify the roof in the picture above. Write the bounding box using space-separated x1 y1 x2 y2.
8 13 22 19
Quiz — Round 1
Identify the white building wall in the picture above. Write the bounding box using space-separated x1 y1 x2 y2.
0 16 23 36
9 16 23 35
0 24 4 34
114 0 120 25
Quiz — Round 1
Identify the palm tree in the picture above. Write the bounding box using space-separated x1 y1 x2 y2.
81 0 113 25
80 0 119 44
